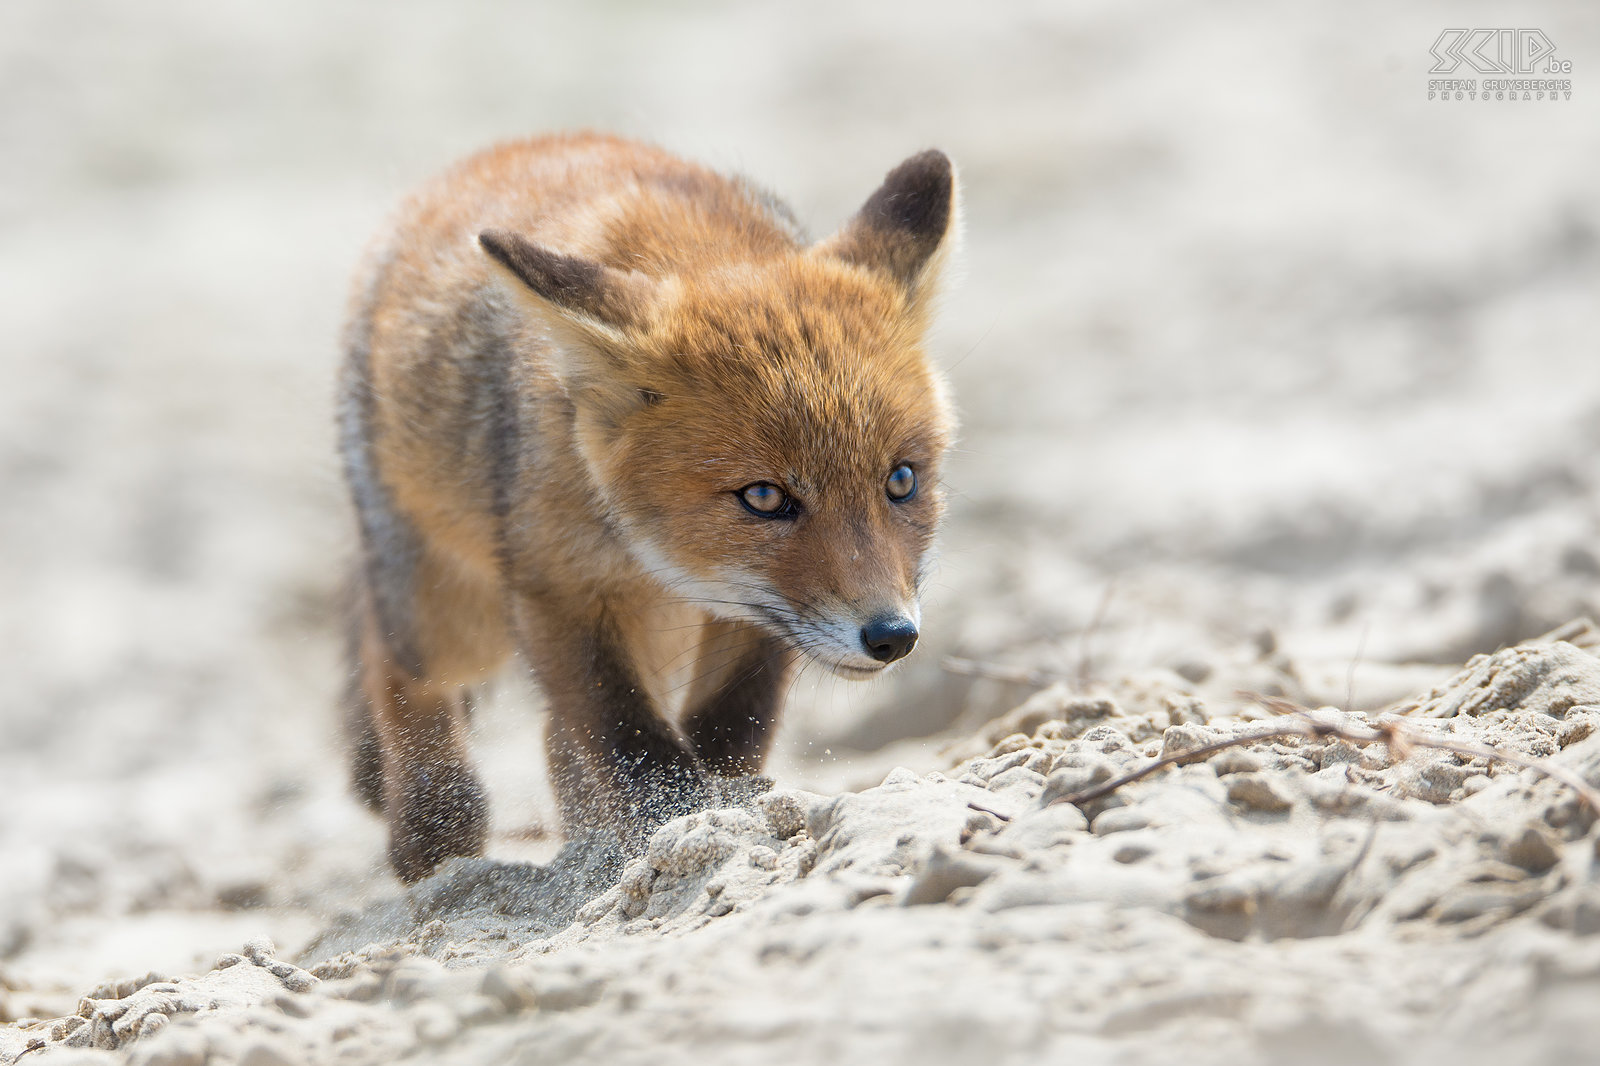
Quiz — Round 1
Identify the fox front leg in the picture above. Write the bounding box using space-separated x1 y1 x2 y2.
522 608 720 852
681 622 793 777
355 618 490 884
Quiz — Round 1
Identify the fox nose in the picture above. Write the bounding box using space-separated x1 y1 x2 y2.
860 615 919 664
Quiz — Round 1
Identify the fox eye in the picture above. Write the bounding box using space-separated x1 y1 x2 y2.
737 482 798 519
886 464 917 502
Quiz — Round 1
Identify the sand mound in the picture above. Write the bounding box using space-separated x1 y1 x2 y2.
8 637 1600 1065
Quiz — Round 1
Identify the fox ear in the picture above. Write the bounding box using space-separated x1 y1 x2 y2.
478 229 655 334
479 229 659 429
816 149 958 312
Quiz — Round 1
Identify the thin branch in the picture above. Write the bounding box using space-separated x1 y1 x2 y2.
1046 693 1600 815
1048 723 1309 807
1251 692 1600 814
940 656 1067 689
966 799 1014 822
1344 621 1370 716
1077 578 1118 692
1533 616 1598 649
941 579 1120 694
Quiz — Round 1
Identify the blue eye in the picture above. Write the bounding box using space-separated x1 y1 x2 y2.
738 482 798 519
886 464 916 502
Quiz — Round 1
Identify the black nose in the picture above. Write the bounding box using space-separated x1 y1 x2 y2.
860 615 919 664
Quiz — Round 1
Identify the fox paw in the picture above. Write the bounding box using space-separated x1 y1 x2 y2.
386 764 490 883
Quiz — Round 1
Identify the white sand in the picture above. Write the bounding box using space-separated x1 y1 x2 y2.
3 1 1599 1063
10 638 1600 1064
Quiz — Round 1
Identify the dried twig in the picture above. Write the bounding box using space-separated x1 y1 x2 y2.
1534 616 1599 651
966 799 1014 822
940 656 1067 689
1249 693 1600 814
940 580 1121 694
1343 621 1370 715
1077 578 1118 691
1048 722 1310 807
1047 693 1600 814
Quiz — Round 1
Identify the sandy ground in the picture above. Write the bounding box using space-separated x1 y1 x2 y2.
3 1 1600 1063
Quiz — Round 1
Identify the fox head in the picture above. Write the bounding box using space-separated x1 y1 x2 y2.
481 150 958 676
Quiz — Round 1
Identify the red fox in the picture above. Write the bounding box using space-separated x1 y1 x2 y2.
339 132 958 882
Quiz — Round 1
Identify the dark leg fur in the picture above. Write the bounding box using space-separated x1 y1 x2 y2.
345 579 492 882
348 700 387 814
358 620 490 883
381 739 489 883
340 595 386 813
343 548 499 882
526 614 718 853
682 632 791 777
339 285 502 881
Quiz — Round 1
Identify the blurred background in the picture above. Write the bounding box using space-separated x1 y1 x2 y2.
2 0 1598 1009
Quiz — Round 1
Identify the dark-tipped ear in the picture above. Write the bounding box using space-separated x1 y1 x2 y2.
816 149 958 308
479 229 661 431
478 229 654 332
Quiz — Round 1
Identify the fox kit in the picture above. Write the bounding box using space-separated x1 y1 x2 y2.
339 132 958 882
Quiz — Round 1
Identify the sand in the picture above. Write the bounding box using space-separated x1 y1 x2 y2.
3 1 1600 1063
9 636 1600 1064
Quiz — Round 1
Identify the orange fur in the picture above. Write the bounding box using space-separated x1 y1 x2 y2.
339 132 958 881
